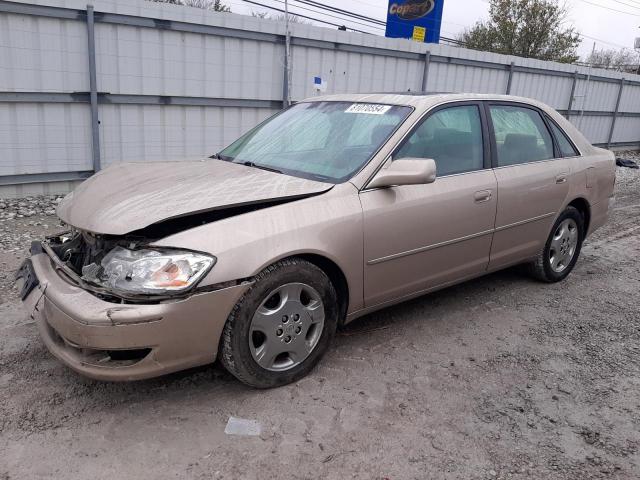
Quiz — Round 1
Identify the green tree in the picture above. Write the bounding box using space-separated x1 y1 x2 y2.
458 0 580 63
146 0 230 12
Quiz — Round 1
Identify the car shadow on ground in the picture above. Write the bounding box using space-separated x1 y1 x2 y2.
45 264 532 401
338 265 529 337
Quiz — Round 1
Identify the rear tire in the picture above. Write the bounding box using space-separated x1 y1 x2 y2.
529 206 584 283
219 258 338 388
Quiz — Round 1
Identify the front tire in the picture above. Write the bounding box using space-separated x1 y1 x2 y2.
529 206 584 283
220 258 338 388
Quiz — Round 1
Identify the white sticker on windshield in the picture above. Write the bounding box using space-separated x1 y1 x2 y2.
345 103 392 115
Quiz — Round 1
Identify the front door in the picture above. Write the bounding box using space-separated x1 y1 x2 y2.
360 103 498 308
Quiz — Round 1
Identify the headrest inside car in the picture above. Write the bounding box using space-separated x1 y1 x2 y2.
503 133 537 150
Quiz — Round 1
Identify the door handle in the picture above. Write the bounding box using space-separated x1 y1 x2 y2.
555 173 568 184
474 190 492 203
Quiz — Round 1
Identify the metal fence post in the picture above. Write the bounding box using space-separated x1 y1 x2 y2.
421 51 431 92
506 62 515 94
282 52 290 109
282 1 291 108
86 5 101 171
607 78 625 149
566 70 578 118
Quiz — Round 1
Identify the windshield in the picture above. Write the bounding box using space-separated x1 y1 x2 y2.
217 101 412 183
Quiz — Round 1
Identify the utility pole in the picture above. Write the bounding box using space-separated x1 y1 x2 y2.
284 0 292 107
635 31 640 75
577 41 596 130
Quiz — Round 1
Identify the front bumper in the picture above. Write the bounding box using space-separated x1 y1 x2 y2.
20 250 249 381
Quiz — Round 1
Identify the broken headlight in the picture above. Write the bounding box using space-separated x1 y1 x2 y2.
85 246 215 295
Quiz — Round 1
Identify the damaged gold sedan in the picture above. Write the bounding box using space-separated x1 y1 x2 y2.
17 94 615 387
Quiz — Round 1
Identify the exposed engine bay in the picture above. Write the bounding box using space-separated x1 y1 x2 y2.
47 229 137 279
44 230 157 303
43 228 225 305
46 198 294 283
41 204 276 303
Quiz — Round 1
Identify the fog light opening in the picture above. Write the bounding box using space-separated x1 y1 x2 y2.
107 348 152 362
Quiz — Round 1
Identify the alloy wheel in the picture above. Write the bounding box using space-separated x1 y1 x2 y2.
249 282 325 372
549 218 579 273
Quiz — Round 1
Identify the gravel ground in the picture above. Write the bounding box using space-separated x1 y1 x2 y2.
0 158 639 479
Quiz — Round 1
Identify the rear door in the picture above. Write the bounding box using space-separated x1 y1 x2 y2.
486 102 571 270
360 102 497 307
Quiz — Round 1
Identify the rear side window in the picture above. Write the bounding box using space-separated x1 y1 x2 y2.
547 119 579 157
489 105 554 166
395 105 484 176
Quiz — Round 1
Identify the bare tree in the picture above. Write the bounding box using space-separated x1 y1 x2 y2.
146 0 230 12
583 48 640 73
251 10 311 24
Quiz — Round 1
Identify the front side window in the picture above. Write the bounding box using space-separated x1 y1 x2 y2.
218 101 412 183
489 105 554 167
547 119 579 157
394 105 484 176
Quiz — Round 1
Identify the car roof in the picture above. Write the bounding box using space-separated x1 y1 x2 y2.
301 92 552 112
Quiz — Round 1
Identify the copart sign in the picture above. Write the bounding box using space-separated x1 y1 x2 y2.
385 0 444 43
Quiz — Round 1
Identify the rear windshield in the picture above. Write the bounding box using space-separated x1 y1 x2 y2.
217 101 412 183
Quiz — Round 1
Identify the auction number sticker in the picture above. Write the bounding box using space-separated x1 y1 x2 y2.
345 103 392 115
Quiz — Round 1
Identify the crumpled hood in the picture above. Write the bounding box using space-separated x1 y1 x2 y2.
57 159 333 235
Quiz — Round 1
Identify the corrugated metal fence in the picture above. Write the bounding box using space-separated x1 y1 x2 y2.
1 0 639 196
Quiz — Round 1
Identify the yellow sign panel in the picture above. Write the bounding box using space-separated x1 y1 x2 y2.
412 25 426 43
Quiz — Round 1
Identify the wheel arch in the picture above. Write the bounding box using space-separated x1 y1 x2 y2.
567 197 591 235
244 245 355 326
295 253 349 326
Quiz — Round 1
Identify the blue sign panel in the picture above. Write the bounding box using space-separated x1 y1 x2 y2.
385 0 444 44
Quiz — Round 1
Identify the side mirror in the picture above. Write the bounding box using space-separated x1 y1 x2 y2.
367 158 436 189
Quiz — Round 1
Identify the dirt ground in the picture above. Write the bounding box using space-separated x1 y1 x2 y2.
1 163 639 480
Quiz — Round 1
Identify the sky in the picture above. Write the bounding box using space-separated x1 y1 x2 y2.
220 0 640 59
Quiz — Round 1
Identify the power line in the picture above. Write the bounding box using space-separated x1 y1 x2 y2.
607 0 640 10
576 0 640 16
578 32 633 50
269 0 385 30
309 0 471 29
328 0 389 10
293 0 385 25
607 0 640 5
241 0 376 33
246 0 387 32
577 0 640 10
440 36 466 46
